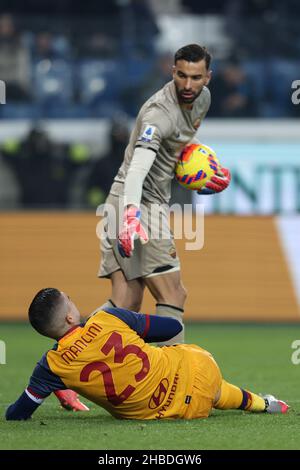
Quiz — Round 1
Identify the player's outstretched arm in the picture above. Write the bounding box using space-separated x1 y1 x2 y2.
104 306 182 342
5 389 44 420
5 354 89 420
118 147 156 258
5 358 58 420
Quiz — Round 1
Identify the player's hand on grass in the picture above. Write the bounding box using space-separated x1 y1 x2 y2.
198 167 231 195
118 205 149 258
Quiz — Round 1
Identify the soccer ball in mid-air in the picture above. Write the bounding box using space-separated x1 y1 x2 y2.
175 143 221 191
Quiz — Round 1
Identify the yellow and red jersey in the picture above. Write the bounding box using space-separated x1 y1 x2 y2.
6 307 222 421
46 309 195 419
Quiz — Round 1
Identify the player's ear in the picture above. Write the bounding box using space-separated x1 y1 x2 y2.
205 70 212 86
172 65 177 78
65 311 74 325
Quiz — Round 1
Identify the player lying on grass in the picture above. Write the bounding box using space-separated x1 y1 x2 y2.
6 288 288 421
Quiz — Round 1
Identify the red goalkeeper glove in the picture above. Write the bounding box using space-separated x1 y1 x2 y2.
118 206 149 258
198 167 231 195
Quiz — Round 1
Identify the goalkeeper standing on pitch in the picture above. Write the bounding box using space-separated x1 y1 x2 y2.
99 44 231 345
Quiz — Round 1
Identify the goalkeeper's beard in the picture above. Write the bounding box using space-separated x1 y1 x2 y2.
176 86 202 104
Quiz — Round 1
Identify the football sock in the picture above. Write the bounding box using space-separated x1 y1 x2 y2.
155 303 184 346
214 381 243 409
246 391 266 412
87 299 117 319
214 380 266 412
100 299 117 309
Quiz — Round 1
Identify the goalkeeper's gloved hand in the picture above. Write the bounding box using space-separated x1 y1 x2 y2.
198 167 231 195
118 206 149 258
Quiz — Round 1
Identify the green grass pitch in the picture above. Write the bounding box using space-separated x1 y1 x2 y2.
0 322 299 450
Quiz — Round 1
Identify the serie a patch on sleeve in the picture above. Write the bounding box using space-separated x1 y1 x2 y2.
141 125 156 143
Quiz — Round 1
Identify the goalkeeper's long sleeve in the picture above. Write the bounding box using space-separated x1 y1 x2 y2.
123 147 156 207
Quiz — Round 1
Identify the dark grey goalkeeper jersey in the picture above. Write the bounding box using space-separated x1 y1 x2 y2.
110 80 211 204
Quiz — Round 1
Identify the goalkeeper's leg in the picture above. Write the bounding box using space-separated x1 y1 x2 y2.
214 380 288 414
144 270 186 346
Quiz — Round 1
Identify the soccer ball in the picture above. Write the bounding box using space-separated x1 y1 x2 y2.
175 143 221 191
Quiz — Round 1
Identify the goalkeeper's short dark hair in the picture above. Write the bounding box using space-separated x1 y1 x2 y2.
28 287 62 337
175 44 211 70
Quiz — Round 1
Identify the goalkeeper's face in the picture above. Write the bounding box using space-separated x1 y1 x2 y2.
173 59 211 104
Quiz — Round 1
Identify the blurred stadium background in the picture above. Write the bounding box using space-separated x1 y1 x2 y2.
0 0 299 322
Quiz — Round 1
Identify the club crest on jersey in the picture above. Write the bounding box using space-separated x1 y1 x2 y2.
141 125 156 143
